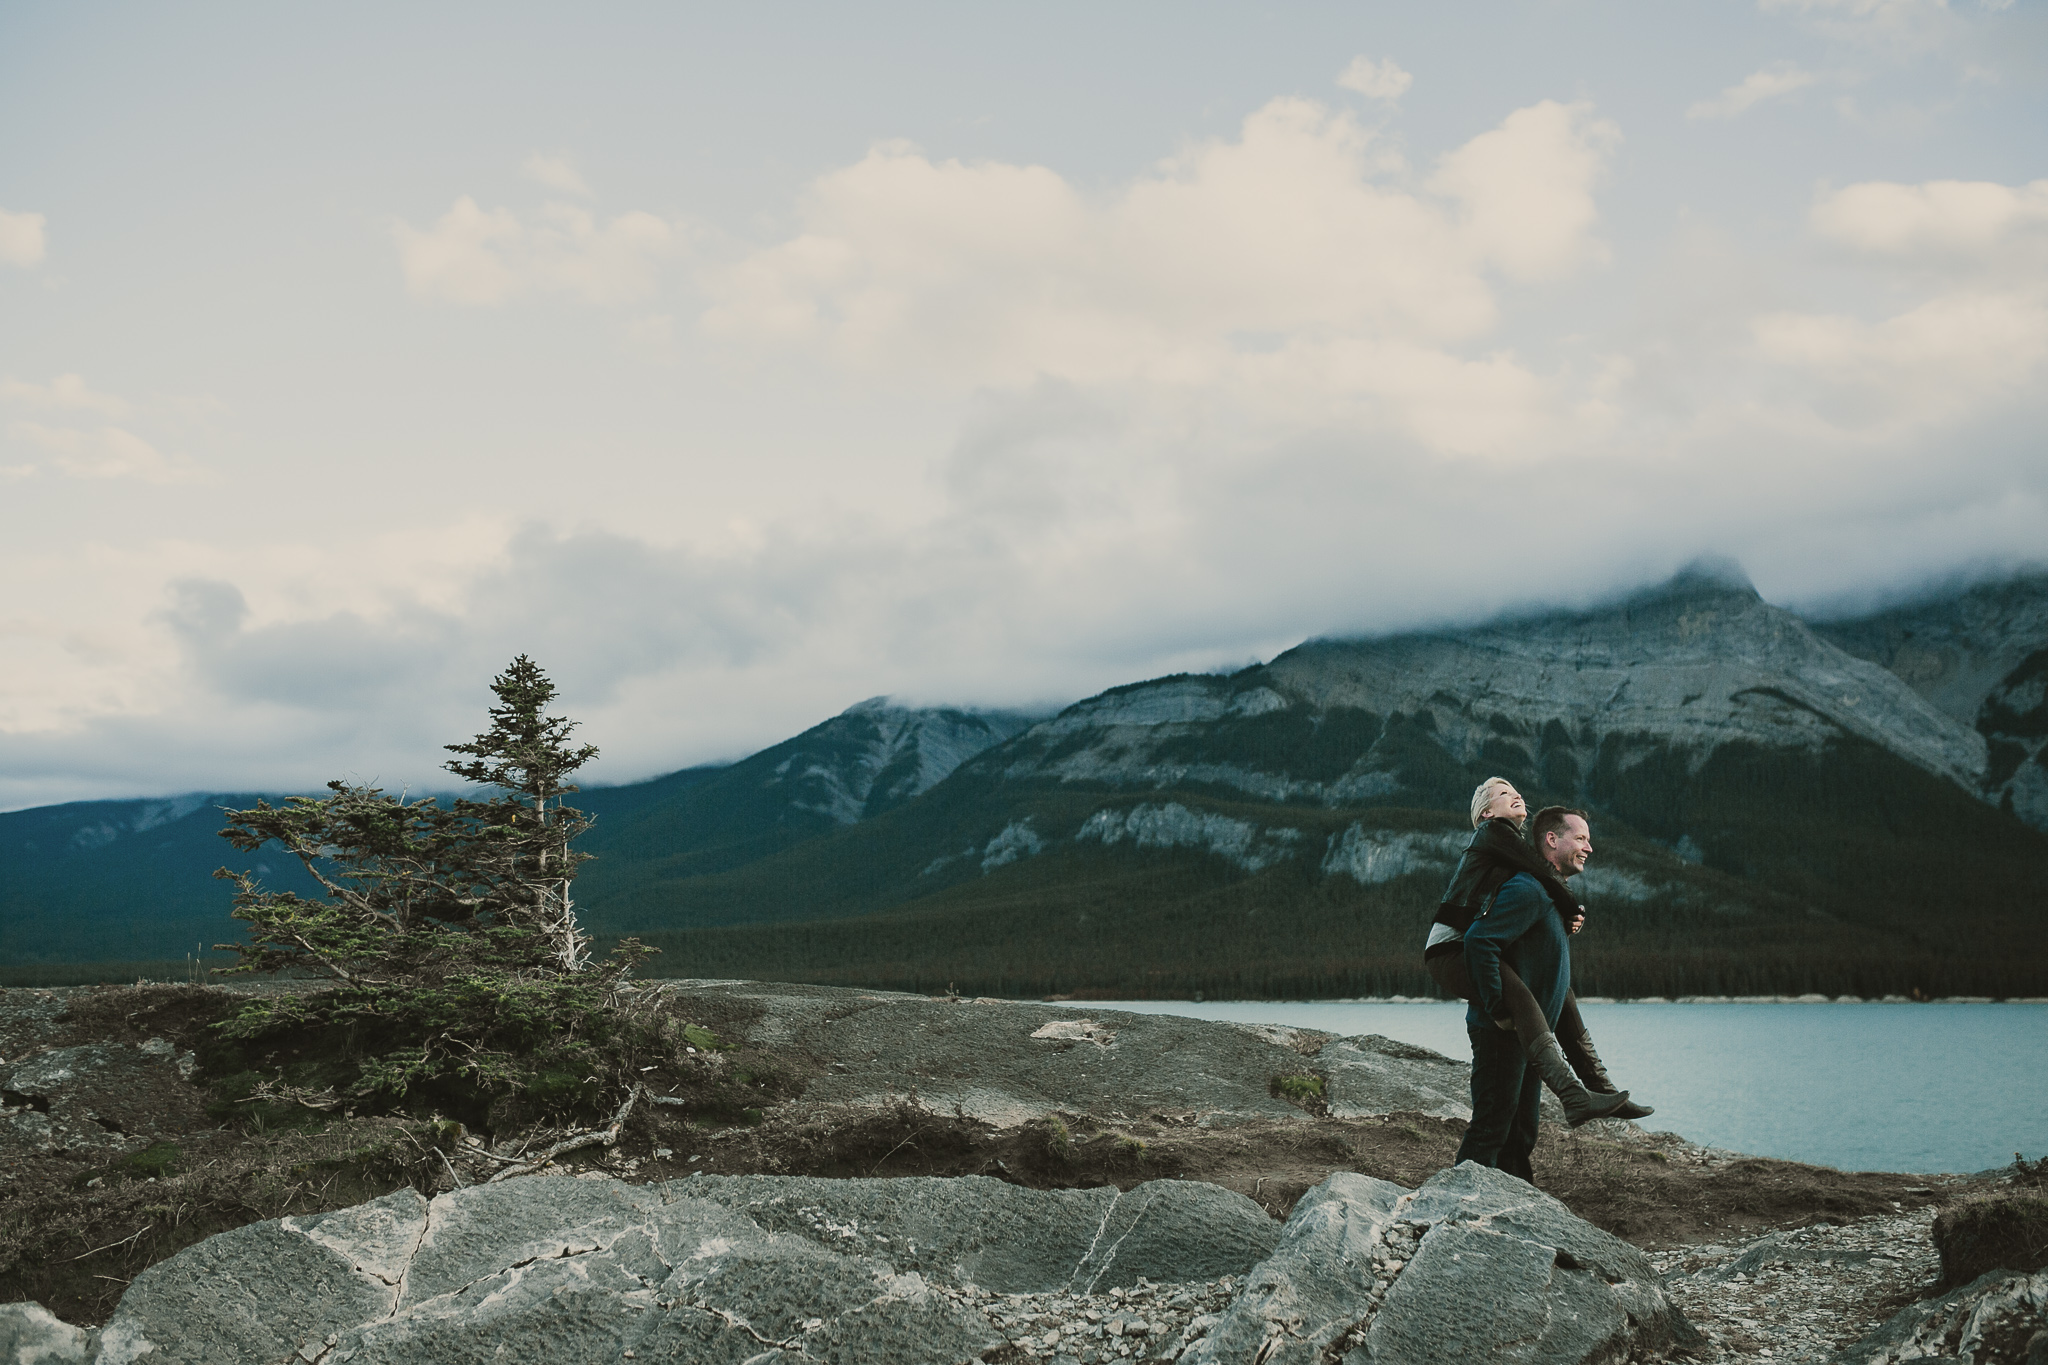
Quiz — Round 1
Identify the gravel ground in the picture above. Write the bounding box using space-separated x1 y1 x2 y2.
1650 1205 1943 1362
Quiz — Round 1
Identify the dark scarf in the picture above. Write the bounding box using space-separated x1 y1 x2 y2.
1430 817 1582 935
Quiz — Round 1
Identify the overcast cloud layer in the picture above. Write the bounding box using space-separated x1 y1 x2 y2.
3 1 2046 809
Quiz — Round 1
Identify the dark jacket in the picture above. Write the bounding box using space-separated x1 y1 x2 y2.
1463 872 1572 1029
1428 818 1582 947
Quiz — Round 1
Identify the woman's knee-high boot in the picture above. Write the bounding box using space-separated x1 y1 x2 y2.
1525 1032 1635 1126
1558 1019 1654 1119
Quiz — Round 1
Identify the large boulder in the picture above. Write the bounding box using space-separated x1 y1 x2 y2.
89 1172 1280 1365
1186 1163 1698 1365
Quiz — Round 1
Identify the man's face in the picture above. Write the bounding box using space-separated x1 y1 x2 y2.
1544 814 1592 876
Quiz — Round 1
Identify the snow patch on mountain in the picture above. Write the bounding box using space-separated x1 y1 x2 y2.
1076 803 1305 872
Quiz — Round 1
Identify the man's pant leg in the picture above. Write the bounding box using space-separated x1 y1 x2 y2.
1495 1060 1544 1183
1453 1025 1527 1168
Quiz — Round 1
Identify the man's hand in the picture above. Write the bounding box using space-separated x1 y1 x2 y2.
1568 912 1585 936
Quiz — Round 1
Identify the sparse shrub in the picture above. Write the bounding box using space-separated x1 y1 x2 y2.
1046 1117 1073 1162
1272 1071 1328 1116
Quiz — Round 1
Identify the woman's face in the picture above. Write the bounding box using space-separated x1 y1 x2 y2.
1483 785 1528 826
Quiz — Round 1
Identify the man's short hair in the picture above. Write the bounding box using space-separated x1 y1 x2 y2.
1469 777 1516 828
1530 806 1589 847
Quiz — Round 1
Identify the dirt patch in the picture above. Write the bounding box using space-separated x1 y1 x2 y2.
1933 1189 2048 1288
530 1097 1952 1249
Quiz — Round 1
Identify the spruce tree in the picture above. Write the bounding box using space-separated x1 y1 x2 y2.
215 656 604 983
208 658 653 1121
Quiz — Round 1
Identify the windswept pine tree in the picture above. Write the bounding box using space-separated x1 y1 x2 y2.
215 655 604 982
207 658 656 1124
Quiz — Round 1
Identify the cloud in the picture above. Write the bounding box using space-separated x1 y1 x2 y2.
1747 173 2048 428
1754 291 2048 417
1426 100 1619 282
1810 178 2048 254
392 196 678 305
0 373 130 417
702 96 1617 456
1758 0 1953 40
522 152 592 197
1337 55 1413 102
0 208 46 267
7 422 198 482
10 87 2048 811
1688 64 1820 119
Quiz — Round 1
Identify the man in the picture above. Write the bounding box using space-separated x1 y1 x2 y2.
1452 805 1595 1181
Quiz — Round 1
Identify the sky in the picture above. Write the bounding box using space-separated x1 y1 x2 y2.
2 0 2046 809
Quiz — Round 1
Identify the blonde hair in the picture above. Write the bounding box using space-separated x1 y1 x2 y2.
1470 777 1516 828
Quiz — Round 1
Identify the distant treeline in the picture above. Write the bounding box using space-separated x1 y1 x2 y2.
620 826 2048 1002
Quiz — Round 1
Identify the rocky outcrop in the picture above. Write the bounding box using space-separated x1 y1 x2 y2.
680 982 1478 1126
0 1039 202 1158
1187 1164 1696 1365
1980 646 2048 829
55 1162 1695 1365
1315 1035 1478 1122
1811 571 2048 728
1831 1267 2047 1365
760 698 1045 825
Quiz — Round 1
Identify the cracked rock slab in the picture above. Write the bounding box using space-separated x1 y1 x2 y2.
1182 1171 1407 1365
97 1194 427 1365
678 1173 1280 1294
87 1173 1279 1365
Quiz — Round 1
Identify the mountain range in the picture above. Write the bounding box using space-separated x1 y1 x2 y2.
5 562 2046 997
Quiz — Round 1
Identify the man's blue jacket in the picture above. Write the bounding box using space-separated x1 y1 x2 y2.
1461 871 1571 1032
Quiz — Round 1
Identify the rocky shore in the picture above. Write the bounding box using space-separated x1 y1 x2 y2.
2 980 2042 1362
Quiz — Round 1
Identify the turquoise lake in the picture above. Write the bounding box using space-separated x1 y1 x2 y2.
1091 1000 2047 1175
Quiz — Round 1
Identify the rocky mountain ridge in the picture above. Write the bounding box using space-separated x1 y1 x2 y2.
992 563 1985 806
1811 571 2048 726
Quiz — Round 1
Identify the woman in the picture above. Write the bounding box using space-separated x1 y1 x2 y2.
1423 777 1651 1125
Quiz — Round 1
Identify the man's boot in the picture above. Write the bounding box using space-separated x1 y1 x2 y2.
1525 1032 1634 1126
1559 1019 1654 1119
